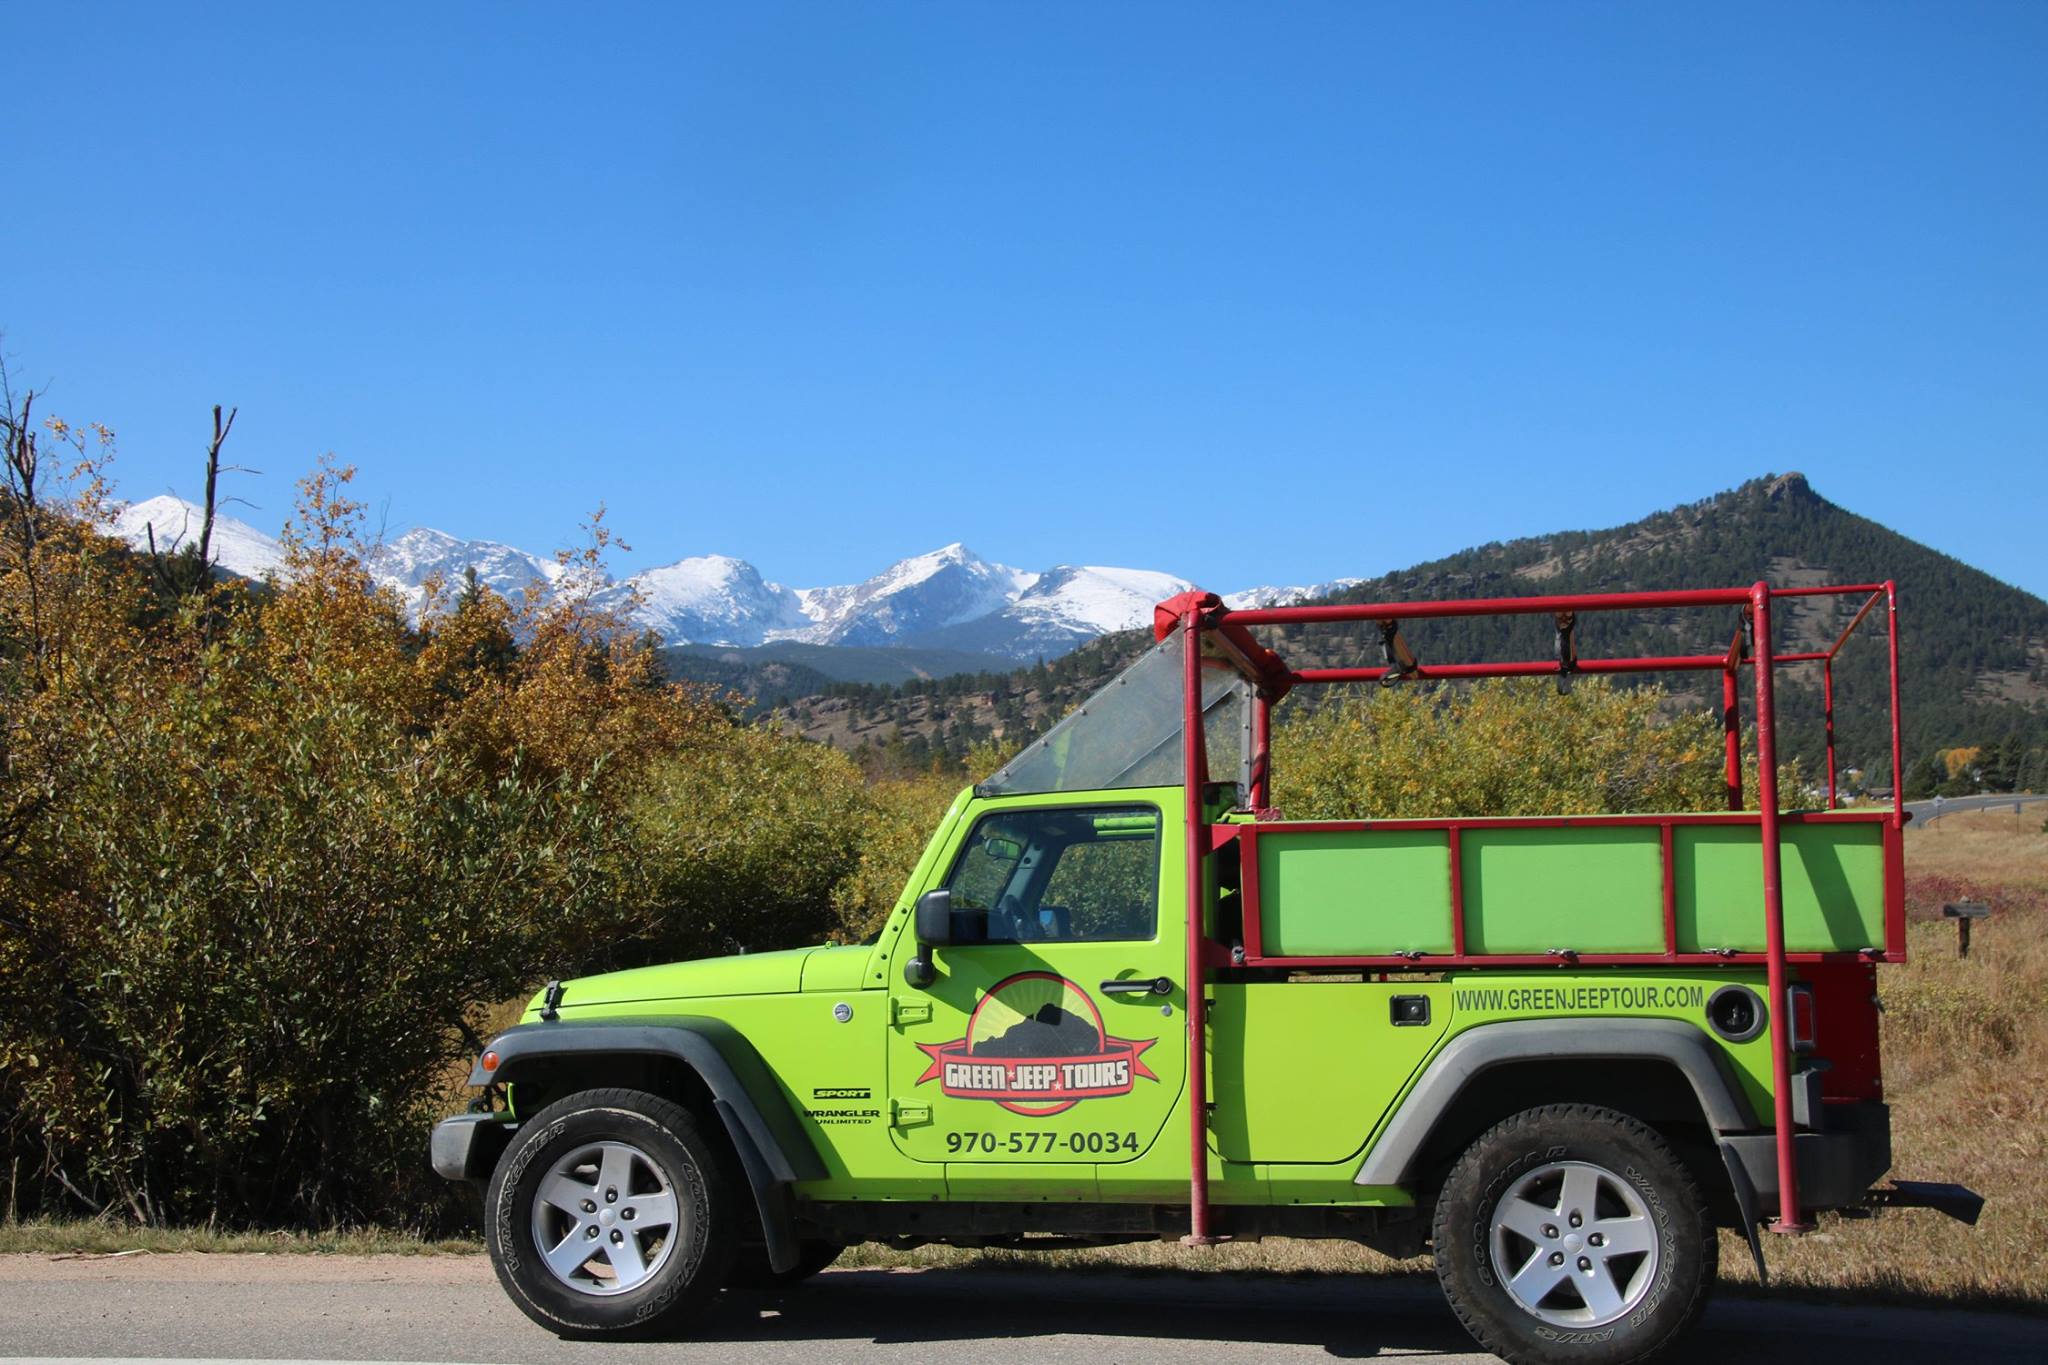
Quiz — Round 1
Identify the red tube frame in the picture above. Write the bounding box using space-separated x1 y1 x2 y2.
1176 579 1903 1244
1180 610 1218 1244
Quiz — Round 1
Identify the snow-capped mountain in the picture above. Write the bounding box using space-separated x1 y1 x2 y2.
794 543 1035 647
599 554 809 648
368 527 565 612
113 495 287 582
1222 577 1365 610
903 564 1196 659
107 499 1355 662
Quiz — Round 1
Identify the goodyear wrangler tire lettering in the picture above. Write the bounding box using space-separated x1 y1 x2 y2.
1431 1104 1713 1365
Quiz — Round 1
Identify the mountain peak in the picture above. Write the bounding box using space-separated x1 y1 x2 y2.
113 494 285 581
1765 471 1813 502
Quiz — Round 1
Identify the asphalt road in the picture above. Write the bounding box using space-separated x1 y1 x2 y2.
1905 792 2048 823
1 1254 2043 1365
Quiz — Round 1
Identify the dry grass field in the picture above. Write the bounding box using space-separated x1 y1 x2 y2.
7 807 2043 1311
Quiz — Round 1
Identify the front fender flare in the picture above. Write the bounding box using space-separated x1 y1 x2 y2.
476 1016 825 1271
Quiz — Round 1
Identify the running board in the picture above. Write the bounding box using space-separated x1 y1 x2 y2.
1874 1181 1984 1225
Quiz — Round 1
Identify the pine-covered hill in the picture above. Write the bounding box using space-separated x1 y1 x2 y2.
775 475 2048 790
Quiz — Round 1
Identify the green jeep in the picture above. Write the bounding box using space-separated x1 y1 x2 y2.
434 584 1978 1365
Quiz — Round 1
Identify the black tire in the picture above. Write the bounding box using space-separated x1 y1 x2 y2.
485 1087 738 1339
1431 1104 1714 1365
725 1238 846 1292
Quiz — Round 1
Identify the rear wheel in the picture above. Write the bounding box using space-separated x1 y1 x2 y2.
485 1088 737 1338
1431 1104 1714 1365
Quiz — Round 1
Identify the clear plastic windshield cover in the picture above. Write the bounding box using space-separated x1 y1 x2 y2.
979 636 1252 800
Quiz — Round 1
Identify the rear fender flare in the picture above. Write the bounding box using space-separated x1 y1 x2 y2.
1353 1017 1757 1188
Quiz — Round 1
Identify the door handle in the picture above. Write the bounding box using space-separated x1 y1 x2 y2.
1101 976 1174 997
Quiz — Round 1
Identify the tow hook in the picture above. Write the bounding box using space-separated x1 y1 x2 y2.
1871 1181 1985 1225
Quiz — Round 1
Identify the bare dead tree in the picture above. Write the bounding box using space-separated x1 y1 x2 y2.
1 354 48 661
143 403 255 608
196 404 236 575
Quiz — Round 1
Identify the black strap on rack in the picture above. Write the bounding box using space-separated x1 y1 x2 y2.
1378 620 1419 687
1554 611 1578 694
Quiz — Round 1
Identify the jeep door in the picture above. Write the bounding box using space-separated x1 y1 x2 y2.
884 797 1188 1172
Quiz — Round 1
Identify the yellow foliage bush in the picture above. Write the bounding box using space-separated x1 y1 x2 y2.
1271 678 1798 820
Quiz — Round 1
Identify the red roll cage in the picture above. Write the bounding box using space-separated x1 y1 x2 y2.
1155 581 1905 1245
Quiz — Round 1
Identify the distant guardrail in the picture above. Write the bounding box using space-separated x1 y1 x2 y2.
1906 792 2048 824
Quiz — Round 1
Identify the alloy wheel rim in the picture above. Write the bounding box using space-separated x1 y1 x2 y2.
1487 1159 1660 1328
529 1139 682 1296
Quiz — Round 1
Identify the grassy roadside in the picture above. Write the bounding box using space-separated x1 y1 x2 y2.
7 810 2042 1306
0 1219 478 1256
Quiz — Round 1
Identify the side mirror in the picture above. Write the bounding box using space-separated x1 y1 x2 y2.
915 888 954 946
905 888 951 989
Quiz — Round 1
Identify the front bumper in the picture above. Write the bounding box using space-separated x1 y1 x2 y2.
430 1113 517 1183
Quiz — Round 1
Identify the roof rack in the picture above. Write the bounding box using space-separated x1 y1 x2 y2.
1155 580 1903 1246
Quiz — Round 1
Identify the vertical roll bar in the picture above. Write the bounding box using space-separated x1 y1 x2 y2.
1180 609 1218 1244
1250 690 1273 811
1886 581 1904 826
1750 583 1809 1232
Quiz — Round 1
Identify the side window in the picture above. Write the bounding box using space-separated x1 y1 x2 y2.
943 807 1160 943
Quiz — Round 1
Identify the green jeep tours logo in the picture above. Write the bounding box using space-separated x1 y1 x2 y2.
915 971 1158 1116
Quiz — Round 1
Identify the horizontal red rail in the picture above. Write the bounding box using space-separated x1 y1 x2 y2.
1770 584 1888 598
1231 951 1898 968
1291 650 1848 685
1228 586 1757 627
1244 810 1886 832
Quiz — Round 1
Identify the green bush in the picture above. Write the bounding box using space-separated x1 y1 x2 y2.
627 723 877 960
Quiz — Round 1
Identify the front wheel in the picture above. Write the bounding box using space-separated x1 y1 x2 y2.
1431 1104 1714 1365
485 1087 738 1338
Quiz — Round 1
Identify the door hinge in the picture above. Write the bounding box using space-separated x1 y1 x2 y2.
890 1100 932 1129
891 998 932 1027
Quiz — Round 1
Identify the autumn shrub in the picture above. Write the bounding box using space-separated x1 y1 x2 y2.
0 435 769 1227
1272 677 1795 819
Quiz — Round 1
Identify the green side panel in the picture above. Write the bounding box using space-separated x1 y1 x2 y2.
1674 822 1886 953
1209 982 1449 1164
1462 827 1665 954
1259 830 1453 955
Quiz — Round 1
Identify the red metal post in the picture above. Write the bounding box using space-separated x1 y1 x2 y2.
1660 822 1679 955
1180 610 1218 1245
1751 583 1809 1233
1250 690 1273 811
1239 826 1266 960
1448 827 1467 956
1886 582 1904 826
1722 667 1742 811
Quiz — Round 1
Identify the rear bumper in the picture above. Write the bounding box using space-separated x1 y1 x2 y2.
430 1113 517 1183
1720 1102 1891 1212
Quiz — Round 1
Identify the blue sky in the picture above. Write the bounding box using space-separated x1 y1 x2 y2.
6 2 2045 597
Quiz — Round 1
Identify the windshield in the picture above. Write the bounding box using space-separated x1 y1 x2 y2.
979 636 1252 800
